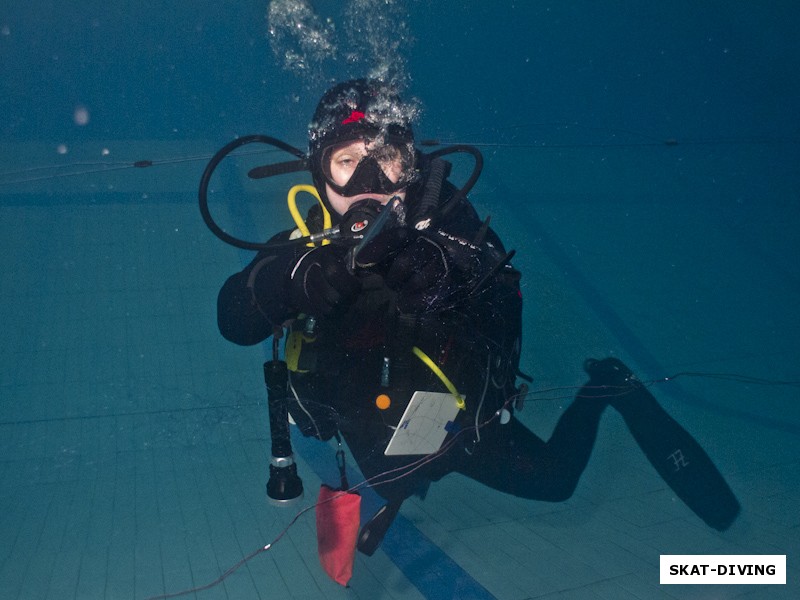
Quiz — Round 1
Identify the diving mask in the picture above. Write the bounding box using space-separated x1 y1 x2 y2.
319 137 418 197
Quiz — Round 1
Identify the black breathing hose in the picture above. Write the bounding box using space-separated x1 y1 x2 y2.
198 134 307 251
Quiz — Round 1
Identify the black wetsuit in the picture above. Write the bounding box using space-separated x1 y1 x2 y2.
217 180 607 506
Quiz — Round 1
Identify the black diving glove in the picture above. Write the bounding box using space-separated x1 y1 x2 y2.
288 244 361 316
352 226 410 269
385 233 455 313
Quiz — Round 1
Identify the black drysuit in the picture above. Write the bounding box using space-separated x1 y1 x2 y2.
217 178 611 508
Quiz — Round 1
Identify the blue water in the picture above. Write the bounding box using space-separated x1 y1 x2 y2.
2 2 799 599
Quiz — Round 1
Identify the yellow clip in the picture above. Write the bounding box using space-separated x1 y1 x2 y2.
411 346 466 410
287 184 332 247
285 330 307 372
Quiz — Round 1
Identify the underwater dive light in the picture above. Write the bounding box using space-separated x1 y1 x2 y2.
264 358 304 505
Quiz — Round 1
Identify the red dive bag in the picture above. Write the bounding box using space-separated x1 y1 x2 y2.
315 449 361 586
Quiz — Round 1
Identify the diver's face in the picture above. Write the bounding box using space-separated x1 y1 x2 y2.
324 138 407 215
327 139 406 186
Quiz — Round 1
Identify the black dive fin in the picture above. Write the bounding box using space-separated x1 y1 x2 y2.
583 358 741 531
357 500 402 556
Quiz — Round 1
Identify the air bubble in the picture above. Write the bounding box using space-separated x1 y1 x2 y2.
73 105 90 126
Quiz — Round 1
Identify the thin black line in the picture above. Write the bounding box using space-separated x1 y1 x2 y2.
0 402 262 427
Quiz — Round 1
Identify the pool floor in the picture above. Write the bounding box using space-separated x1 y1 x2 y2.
1 139 798 599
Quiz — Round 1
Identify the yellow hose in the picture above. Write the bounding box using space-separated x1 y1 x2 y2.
287 184 332 246
411 346 466 410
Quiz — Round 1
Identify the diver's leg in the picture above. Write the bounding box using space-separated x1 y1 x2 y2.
338 428 437 555
456 396 607 502
583 358 740 530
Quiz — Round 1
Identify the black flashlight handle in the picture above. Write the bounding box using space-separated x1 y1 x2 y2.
264 360 292 458
263 359 304 504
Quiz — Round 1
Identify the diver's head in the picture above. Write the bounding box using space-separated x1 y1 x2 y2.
308 79 418 218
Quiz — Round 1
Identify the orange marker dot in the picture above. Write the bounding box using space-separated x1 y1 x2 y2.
375 394 391 410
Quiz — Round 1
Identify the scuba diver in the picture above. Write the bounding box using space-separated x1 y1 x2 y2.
215 79 740 557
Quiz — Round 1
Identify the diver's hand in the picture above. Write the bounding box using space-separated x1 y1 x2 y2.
289 245 361 316
385 234 452 313
352 227 410 268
